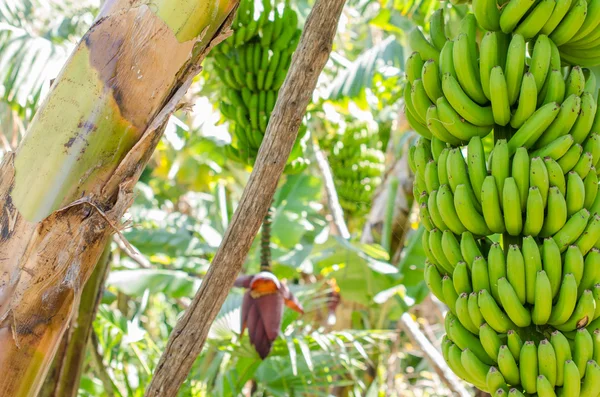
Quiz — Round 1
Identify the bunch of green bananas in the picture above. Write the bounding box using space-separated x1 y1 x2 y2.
406 8 600 393
405 12 600 145
210 0 308 172
447 0 600 66
410 136 600 239
424 229 600 395
328 123 385 216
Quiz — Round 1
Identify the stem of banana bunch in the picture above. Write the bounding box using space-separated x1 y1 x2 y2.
260 205 274 272
494 124 513 142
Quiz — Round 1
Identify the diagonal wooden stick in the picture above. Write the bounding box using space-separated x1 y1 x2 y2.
145 0 347 394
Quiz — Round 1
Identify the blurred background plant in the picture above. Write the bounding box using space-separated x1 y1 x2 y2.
1 0 480 395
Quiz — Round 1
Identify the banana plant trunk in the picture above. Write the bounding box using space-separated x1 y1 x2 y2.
0 1 237 395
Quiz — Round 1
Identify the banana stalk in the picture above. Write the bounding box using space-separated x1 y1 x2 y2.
0 1 237 395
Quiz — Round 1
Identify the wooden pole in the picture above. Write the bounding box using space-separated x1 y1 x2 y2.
145 0 347 394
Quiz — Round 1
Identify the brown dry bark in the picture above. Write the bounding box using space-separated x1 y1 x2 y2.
145 0 348 394
39 245 112 397
0 1 238 395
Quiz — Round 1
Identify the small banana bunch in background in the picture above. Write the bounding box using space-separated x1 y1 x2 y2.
327 122 385 217
406 4 600 395
210 0 308 173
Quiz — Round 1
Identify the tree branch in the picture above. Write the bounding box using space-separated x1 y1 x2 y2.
145 1 347 394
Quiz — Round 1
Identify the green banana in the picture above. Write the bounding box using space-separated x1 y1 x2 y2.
428 190 449 231
531 156 550 207
469 291 485 328
541 69 565 106
550 0 588 46
524 186 545 236
520 341 539 394
429 9 447 51
507 102 561 153
571 0 600 43
442 73 494 126
507 330 523 361
523 236 543 305
426 105 464 145
411 79 433 122
425 263 446 301
462 348 492 387
461 231 483 269
498 344 520 386
514 0 556 39
468 136 488 203
506 71 537 129
580 249 600 297
567 171 585 217
565 245 584 286
565 66 586 98
512 147 530 211
500 0 537 33
533 270 553 325
580 360 600 397
535 95 581 149
553 208 591 252
594 329 600 362
447 343 479 386
490 67 511 126
583 133 600 167
498 277 531 327
506 35 527 107
422 60 443 102
453 261 472 294
453 33 487 105
430 228 454 274
558 143 584 174
492 139 510 202
549 273 578 326
473 255 492 294
480 322 502 362
503 178 523 236
575 214 600 255
455 184 491 236
506 245 526 306
479 289 516 333
442 230 464 266
457 292 480 334
530 35 553 93
437 149 450 186
408 27 440 64
437 185 468 235
442 275 459 313
538 339 558 387
562 360 581 397
447 313 495 365
554 289 595 331
481 176 505 236
439 40 456 80
424 160 440 194
543 237 563 298
480 32 500 101
571 92 597 144
487 367 508 395
532 135 575 161
536 375 556 397
541 0 572 35
473 0 501 31
488 243 507 303
551 330 573 386
436 97 493 141
572 151 594 179
574 328 593 377
544 157 567 196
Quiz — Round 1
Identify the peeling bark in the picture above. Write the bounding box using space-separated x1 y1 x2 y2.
0 1 238 395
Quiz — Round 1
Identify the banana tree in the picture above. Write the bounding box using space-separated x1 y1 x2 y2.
0 0 237 395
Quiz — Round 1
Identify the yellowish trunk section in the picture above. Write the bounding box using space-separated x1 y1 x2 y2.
0 0 237 395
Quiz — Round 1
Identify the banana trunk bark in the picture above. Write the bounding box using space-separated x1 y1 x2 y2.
0 1 237 395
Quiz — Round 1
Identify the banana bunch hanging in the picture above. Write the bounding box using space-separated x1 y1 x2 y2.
445 0 600 66
327 122 385 216
211 0 308 173
406 6 600 396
